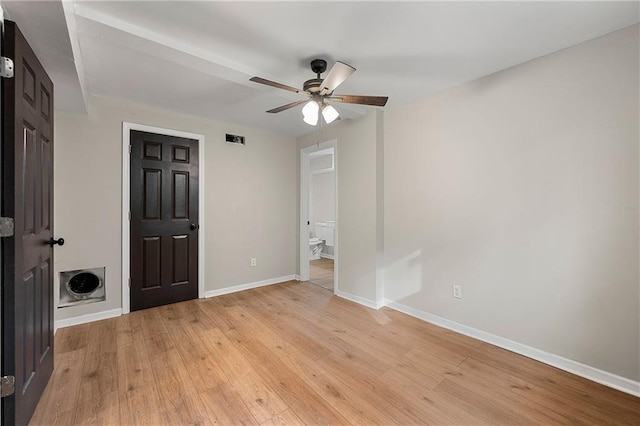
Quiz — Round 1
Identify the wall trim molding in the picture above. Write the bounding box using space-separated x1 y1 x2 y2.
294 275 301 281
55 308 122 332
204 275 297 298
335 290 385 310
384 299 640 397
319 253 334 260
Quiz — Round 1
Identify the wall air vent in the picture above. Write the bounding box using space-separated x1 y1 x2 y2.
226 133 245 145
59 267 106 308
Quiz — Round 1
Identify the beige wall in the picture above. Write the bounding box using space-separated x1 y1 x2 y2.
384 25 639 381
54 96 297 321
297 111 384 303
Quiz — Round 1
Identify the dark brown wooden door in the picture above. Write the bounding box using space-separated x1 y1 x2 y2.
130 131 199 311
2 21 55 425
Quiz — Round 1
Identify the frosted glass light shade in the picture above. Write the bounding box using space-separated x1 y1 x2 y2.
302 100 319 126
322 104 339 124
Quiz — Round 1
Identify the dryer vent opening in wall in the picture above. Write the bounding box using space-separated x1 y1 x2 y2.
226 133 245 145
59 267 106 308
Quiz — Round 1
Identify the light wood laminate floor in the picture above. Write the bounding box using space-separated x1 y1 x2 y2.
32 281 639 425
309 258 334 291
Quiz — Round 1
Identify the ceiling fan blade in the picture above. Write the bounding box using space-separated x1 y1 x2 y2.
328 95 388 107
266 99 309 113
319 61 356 95
250 76 304 94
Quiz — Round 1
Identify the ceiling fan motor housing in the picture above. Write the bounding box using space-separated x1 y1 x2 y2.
310 59 327 75
303 78 323 93
305 59 328 94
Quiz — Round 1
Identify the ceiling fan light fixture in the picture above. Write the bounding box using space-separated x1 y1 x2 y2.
322 104 339 124
302 100 319 126
251 59 388 124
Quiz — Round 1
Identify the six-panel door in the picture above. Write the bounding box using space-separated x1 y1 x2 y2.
130 131 199 312
2 21 55 426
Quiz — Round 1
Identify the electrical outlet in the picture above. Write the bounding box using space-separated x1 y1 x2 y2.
250 257 257 267
452 284 462 299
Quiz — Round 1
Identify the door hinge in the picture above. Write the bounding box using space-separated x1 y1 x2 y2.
0 217 14 237
0 376 15 397
129 145 132 154
0 57 14 78
128 278 131 288
128 211 131 221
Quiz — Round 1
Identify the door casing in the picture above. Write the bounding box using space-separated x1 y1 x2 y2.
299 139 338 290
121 122 205 314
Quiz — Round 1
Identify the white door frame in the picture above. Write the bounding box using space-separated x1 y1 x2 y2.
300 139 338 291
121 122 205 314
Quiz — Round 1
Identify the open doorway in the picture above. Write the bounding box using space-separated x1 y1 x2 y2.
300 140 337 292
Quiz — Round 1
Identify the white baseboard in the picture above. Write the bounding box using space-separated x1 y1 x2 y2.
54 308 122 332
335 290 384 310
383 299 640 397
204 275 297 298
295 275 301 281
320 254 334 260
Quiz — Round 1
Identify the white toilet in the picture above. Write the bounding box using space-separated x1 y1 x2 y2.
309 237 323 260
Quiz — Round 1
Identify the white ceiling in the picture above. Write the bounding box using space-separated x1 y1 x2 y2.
3 1 639 137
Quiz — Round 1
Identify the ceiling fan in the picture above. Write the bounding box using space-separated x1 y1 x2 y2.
250 59 388 126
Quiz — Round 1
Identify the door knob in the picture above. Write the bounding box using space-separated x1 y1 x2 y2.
48 238 64 247
190 224 198 231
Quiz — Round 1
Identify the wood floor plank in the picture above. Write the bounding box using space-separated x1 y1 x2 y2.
316 352 437 424
255 286 392 375
150 349 209 425
282 351 397 425
470 343 640 421
404 345 466 375
371 320 481 360
77 319 118 402
197 327 255 379
434 378 530 424
175 299 219 335
224 303 300 357
228 370 289 424
115 313 135 347
258 287 392 377
198 296 245 335
30 408 74 426
71 390 120 426
463 352 636 424
143 331 176 362
139 306 168 340
117 337 164 425
380 306 485 350
231 337 350 425
452 357 581 424
54 323 90 354
32 282 640 425
199 382 258 425
162 315 228 393
30 348 85 425
377 368 484 424
118 385 164 426
389 359 445 390
232 290 332 362
117 339 155 393
260 408 303 426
